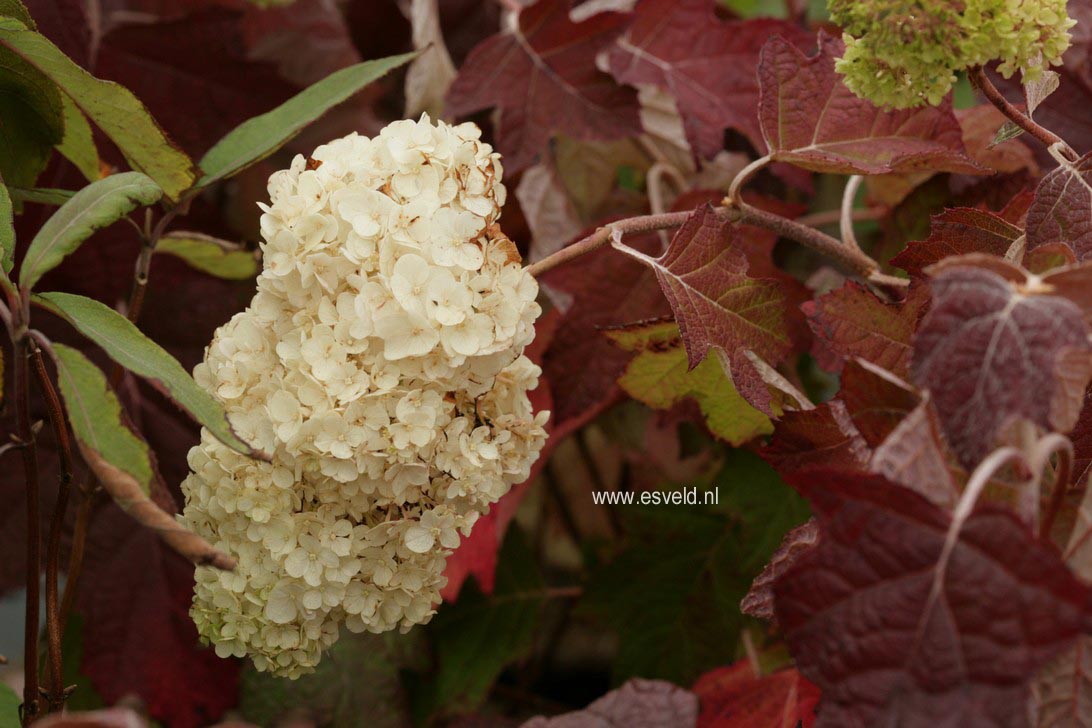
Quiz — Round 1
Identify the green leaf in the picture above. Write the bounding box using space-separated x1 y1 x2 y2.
9 185 74 205
18 171 162 290
197 52 417 188
35 291 262 458
52 343 154 495
606 320 773 445
0 17 197 199
157 231 258 280
56 92 99 181
0 9 64 188
240 631 425 727
0 681 18 728
412 526 544 718
0 173 12 275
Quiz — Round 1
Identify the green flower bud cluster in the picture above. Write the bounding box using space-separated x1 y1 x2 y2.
830 0 1076 108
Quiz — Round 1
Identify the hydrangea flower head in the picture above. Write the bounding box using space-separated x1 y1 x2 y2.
830 0 1076 108
180 115 548 678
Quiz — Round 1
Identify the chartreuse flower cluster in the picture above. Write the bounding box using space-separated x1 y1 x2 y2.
830 0 1075 108
180 116 548 678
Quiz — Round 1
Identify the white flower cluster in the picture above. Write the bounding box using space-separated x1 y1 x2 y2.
179 116 548 678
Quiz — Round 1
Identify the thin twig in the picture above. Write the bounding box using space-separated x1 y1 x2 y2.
29 342 73 712
968 66 1078 161
840 176 864 252
13 338 41 725
795 206 886 229
725 154 771 204
526 211 692 277
1037 434 1075 537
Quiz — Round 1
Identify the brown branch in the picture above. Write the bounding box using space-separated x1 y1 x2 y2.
13 339 41 725
968 66 1078 160
525 211 692 277
29 343 73 712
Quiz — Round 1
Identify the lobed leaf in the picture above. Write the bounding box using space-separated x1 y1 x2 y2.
612 205 790 416
446 0 640 172
760 401 870 474
890 208 1022 278
605 319 772 446
35 291 262 459
757 34 980 175
18 172 162 290
776 470 1090 727
156 232 258 280
607 0 809 159
911 266 1092 467
197 52 417 189
51 343 154 495
0 17 197 199
692 660 819 728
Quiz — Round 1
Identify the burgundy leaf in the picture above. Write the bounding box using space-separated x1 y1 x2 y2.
1033 636 1092 728
757 34 980 175
692 659 819 728
612 205 790 415
890 208 1022 278
911 266 1092 467
446 0 641 172
607 0 809 159
540 228 670 427
776 469 1091 728
1027 152 1092 261
741 519 818 625
870 399 959 510
803 281 929 378
760 401 870 474
838 358 921 447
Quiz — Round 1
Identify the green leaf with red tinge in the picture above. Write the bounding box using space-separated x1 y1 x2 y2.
911 265 1092 468
606 319 773 446
757 34 981 175
607 0 809 159
446 0 640 172
612 206 790 416
692 660 819 728
776 469 1090 728
890 207 1022 277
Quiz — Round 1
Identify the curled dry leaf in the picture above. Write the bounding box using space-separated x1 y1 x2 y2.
740 519 818 625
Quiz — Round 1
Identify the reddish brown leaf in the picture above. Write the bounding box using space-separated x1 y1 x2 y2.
446 0 640 172
870 399 959 510
775 469 1091 728
607 0 809 159
1027 152 1092 261
1033 636 1092 728
1070 388 1092 489
911 266 1092 467
692 660 819 728
740 519 818 625
838 358 921 448
803 281 928 379
890 208 1022 278
760 401 870 474
540 227 670 426
523 679 699 727
612 205 790 415
757 34 980 175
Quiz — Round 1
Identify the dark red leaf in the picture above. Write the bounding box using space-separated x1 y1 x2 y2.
607 0 809 159
890 208 1021 278
776 469 1091 728
803 281 928 379
760 401 870 474
1027 152 1092 262
757 34 980 175
613 206 790 415
838 358 921 448
911 265 1092 467
740 519 818 625
446 0 641 172
692 660 819 728
870 399 959 510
